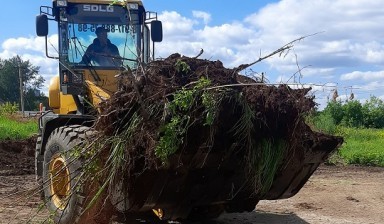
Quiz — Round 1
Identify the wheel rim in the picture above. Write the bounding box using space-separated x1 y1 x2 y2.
49 154 71 210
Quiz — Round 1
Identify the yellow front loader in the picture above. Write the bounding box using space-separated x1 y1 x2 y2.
35 1 342 223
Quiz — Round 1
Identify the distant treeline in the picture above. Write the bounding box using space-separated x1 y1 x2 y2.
313 96 384 129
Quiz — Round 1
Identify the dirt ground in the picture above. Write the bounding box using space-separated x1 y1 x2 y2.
217 165 384 224
0 165 383 224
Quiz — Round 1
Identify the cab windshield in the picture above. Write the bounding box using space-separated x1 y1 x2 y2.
63 4 142 69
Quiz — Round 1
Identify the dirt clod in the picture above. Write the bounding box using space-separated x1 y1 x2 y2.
295 202 318 210
346 196 360 202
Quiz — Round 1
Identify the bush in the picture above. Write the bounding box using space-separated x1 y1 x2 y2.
0 102 19 116
306 111 338 135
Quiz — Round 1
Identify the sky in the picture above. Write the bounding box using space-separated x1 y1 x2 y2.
1 0 384 109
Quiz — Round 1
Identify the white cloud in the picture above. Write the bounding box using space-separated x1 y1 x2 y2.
340 71 384 81
192 11 211 24
349 42 384 63
320 40 351 54
355 81 384 92
157 11 259 67
159 11 196 38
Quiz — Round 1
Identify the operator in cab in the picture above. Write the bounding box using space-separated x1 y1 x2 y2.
82 27 121 67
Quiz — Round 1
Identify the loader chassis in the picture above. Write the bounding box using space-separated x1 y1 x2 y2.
35 1 162 222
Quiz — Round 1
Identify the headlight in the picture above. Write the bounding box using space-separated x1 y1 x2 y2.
127 3 139 10
56 0 67 7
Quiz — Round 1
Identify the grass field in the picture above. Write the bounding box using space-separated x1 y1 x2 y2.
0 115 38 140
332 127 384 167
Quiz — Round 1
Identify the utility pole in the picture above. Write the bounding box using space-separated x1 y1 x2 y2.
17 56 24 117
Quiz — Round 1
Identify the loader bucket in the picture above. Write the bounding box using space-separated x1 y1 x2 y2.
109 126 342 220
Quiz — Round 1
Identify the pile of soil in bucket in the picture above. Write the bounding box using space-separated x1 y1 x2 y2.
85 53 343 221
95 53 340 171
0 136 36 175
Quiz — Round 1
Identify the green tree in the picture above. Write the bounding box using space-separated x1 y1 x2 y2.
362 96 384 128
0 56 45 110
342 100 363 128
322 101 344 125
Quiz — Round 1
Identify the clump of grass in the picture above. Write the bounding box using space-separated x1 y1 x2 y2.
324 151 346 166
174 59 191 74
245 137 286 194
231 93 255 144
231 93 286 194
258 138 286 194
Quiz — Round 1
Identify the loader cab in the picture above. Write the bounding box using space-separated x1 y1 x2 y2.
36 0 162 112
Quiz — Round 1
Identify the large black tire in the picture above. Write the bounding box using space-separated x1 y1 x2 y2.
35 135 44 199
43 125 93 224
